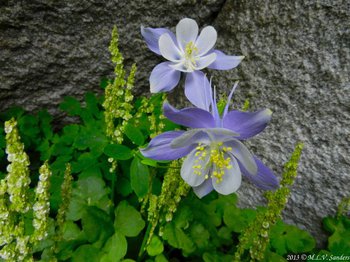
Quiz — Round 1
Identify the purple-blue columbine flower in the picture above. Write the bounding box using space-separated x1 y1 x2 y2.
141 18 244 102
141 79 279 198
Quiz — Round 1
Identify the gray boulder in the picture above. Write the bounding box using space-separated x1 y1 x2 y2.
212 0 350 246
1 0 349 247
0 0 225 113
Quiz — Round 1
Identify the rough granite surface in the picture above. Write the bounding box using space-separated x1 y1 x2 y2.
212 0 350 246
0 0 349 246
0 0 225 113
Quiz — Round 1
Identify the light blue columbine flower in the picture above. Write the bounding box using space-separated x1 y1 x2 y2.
141 78 278 198
141 18 244 106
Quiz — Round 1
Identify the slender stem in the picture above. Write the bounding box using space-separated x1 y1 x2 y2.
111 161 117 204
137 223 152 262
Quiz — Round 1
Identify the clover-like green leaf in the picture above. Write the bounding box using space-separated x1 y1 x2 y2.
202 252 233 262
141 159 158 167
72 245 101 262
124 123 145 146
114 201 145 237
130 157 149 198
146 236 164 257
104 144 133 160
100 232 127 262
66 176 111 221
155 254 168 262
116 177 133 197
81 206 114 245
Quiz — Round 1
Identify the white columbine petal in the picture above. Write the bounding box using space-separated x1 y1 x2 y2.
193 179 214 198
195 26 217 56
224 139 257 176
176 18 199 52
181 148 210 187
171 129 211 148
169 61 191 73
212 154 242 195
159 34 182 62
195 53 217 70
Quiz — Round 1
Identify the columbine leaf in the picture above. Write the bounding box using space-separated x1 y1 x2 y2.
270 220 316 255
85 92 101 119
162 222 195 255
114 201 145 237
261 250 286 262
324 215 350 255
38 110 53 139
61 124 80 145
18 114 39 138
223 206 256 233
72 152 98 173
60 96 82 116
62 221 85 241
130 157 149 198
73 126 108 155
190 223 210 249
104 144 133 160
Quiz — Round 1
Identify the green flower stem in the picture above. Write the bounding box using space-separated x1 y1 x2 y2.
234 142 304 261
56 163 72 234
0 118 33 261
137 222 152 262
337 196 350 217
110 162 118 204
31 161 52 243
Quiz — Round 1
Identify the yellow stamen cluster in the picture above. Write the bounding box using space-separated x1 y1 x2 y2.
192 142 233 183
210 143 232 183
184 41 198 70
193 144 207 176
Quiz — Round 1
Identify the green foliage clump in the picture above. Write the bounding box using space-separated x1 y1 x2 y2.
0 26 347 262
